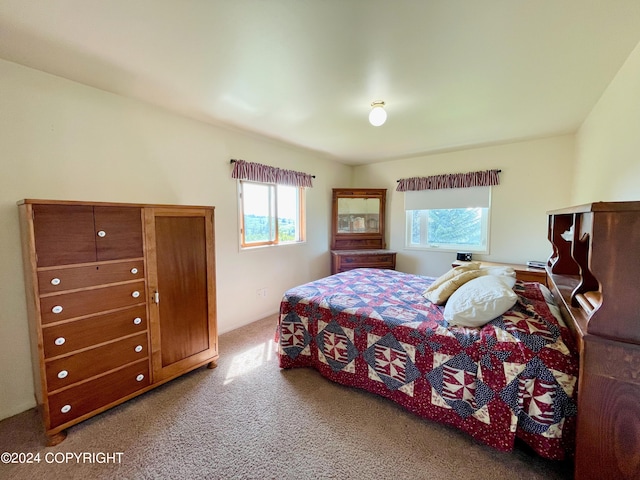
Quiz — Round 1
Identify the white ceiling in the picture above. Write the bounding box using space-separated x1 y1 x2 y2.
1 1 640 164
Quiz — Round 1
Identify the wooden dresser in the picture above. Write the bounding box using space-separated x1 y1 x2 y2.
18 199 218 445
451 259 547 285
546 202 640 480
330 188 396 275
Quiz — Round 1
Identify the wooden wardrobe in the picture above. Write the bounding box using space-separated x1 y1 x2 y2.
17 199 218 445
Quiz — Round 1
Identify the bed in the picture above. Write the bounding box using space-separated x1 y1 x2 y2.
546 202 640 479
276 268 579 460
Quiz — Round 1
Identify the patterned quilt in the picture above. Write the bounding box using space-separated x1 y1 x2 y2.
277 268 579 460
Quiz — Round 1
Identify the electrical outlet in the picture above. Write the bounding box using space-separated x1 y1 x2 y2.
256 288 268 298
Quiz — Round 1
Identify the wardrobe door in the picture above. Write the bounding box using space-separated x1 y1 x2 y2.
145 207 218 382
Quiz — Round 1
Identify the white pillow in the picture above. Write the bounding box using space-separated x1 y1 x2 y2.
478 266 517 289
444 275 518 327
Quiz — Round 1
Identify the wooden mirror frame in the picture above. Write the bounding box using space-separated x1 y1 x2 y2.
331 188 386 250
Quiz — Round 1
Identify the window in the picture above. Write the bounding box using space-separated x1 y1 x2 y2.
404 187 491 253
406 208 489 251
239 180 305 247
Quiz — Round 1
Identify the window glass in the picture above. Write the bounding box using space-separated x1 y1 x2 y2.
276 185 300 242
406 207 489 252
240 181 304 247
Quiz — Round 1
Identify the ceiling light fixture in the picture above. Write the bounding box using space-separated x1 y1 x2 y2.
368 101 387 127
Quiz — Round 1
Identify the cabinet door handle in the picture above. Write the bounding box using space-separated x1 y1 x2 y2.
154 291 160 304
97 230 106 237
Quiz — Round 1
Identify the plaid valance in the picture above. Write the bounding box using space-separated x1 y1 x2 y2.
396 169 500 192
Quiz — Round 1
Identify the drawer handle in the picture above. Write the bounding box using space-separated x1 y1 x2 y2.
134 345 143 353
97 230 106 237
52 305 63 314
50 278 61 286
133 317 142 325
130 267 139 275
54 337 66 346
61 405 72 414
136 374 145 382
57 370 68 379
131 291 140 298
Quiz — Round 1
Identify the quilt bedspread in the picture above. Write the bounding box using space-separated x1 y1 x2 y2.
277 268 578 460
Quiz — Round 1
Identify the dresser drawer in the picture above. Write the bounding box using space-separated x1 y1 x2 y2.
45 332 149 392
48 360 150 429
38 260 144 295
40 281 146 324
42 305 147 358
339 254 394 266
331 251 397 274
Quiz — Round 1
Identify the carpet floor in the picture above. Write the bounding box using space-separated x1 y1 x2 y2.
0 314 573 479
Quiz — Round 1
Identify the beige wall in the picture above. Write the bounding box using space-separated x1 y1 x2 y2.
353 136 575 277
0 59 351 420
574 40 640 203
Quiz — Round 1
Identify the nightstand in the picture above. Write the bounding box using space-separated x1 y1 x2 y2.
451 260 547 285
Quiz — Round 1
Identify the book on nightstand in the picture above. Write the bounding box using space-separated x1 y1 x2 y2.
526 260 546 269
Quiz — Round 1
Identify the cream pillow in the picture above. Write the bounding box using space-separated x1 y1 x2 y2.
444 275 518 327
423 269 484 305
424 262 481 294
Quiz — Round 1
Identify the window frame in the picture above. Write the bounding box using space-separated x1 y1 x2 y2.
238 180 306 249
404 207 490 253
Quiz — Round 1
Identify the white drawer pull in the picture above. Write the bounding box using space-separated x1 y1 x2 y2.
61 405 72 414
52 305 63 314
131 291 140 298
50 278 61 286
130 267 138 275
54 337 66 346
136 374 145 382
57 370 68 379
135 345 143 353
133 317 142 325
97 230 106 237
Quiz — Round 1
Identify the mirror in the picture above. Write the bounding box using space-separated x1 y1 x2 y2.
337 198 381 233
331 188 387 250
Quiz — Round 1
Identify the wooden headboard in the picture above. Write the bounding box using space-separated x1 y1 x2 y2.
545 201 640 480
